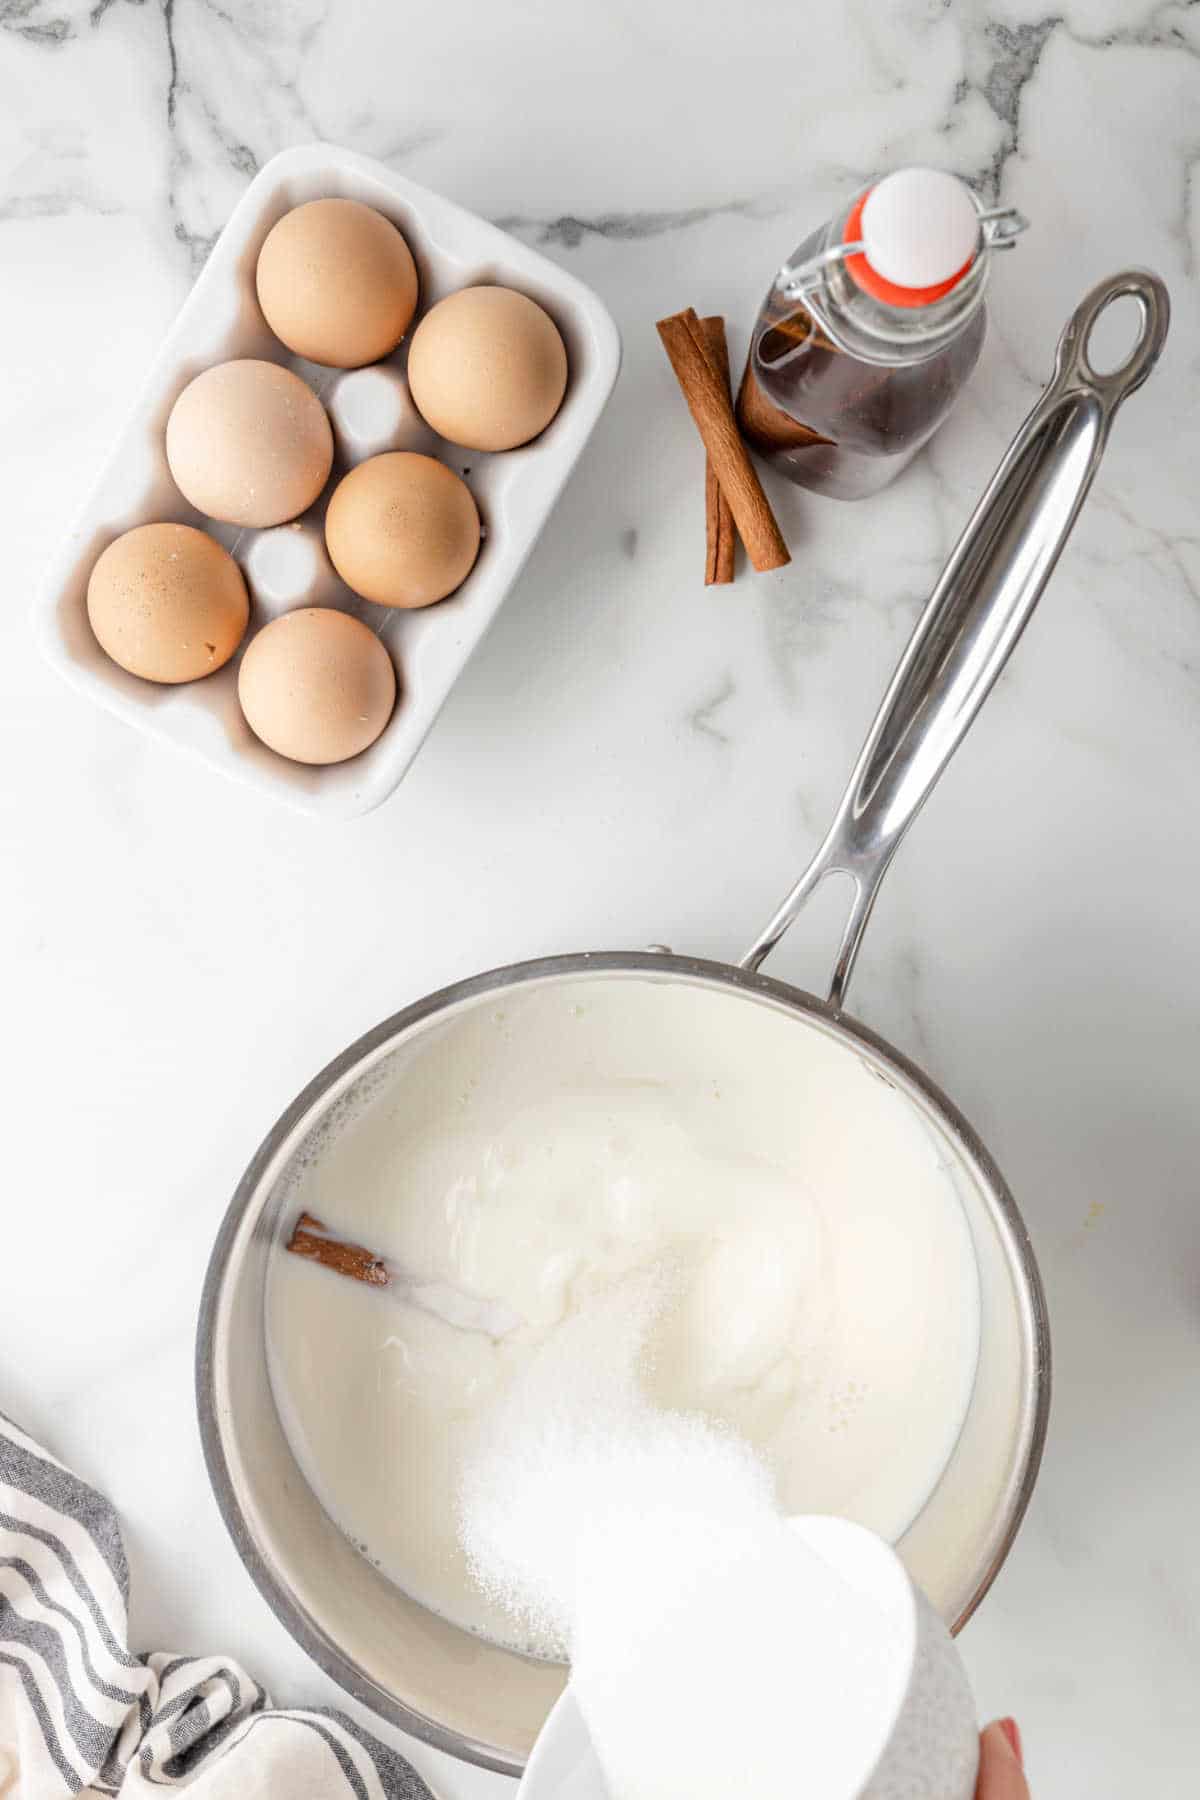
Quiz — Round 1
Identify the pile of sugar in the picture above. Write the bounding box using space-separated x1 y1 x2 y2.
458 1272 907 1800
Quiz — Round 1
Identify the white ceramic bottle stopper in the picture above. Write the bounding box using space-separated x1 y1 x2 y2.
857 167 980 292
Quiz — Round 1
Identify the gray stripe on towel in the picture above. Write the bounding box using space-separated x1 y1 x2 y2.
0 1510 139 1668
154 1656 194 1685
0 1648 85 1789
0 1554 141 1703
0 1593 116 1764
311 1706 435 1799
166 1693 211 1765
0 1426 129 1601
163 1679 268 1775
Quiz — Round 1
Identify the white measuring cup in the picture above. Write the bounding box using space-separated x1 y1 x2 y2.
517 1517 980 1800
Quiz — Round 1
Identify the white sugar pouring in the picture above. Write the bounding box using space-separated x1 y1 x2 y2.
459 1273 980 1800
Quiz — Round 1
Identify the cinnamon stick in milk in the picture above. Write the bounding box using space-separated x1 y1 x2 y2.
701 316 736 585
656 307 790 574
286 1211 389 1286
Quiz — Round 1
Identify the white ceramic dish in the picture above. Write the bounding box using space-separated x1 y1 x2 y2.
34 143 621 818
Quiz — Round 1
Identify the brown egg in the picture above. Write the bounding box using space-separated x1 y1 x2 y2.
87 522 249 684
407 285 568 451
238 608 397 765
255 198 419 368
325 452 480 609
166 359 333 528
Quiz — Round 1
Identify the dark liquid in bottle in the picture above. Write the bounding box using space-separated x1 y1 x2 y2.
737 274 986 501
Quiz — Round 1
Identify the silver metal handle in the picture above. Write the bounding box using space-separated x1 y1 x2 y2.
741 269 1169 1007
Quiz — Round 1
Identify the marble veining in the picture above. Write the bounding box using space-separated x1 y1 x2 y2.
2 3 1200 1797
491 200 764 250
685 672 736 745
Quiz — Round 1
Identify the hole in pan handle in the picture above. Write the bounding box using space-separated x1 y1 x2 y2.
740 269 1170 1010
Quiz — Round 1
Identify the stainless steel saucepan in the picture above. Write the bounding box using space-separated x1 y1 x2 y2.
197 271 1168 1775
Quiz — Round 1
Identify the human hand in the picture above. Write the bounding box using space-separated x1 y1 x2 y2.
976 1719 1028 1797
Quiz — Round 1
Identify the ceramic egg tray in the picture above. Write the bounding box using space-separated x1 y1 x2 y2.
35 143 622 818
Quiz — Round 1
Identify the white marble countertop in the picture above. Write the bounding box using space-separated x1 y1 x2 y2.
3 3 1199 1794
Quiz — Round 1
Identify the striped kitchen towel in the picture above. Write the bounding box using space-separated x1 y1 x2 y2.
0 1415 431 1798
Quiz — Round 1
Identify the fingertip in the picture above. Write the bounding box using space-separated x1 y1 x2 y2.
978 1720 1030 1797
998 1717 1023 1767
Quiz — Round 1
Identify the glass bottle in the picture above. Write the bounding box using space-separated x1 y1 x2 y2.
737 170 1026 500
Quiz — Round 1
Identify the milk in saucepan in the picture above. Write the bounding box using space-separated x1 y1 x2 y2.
265 973 980 1654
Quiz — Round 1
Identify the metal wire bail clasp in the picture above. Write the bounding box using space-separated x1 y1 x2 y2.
977 205 1029 251
776 240 864 302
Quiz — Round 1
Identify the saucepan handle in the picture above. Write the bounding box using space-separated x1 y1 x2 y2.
740 268 1169 1008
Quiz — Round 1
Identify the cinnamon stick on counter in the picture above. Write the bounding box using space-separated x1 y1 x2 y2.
656 307 790 574
286 1211 389 1286
701 316 736 585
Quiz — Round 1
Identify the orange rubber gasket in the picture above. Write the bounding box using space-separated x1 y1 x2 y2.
843 190 975 310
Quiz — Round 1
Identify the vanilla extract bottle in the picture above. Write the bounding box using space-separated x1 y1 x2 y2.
737 167 1027 499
